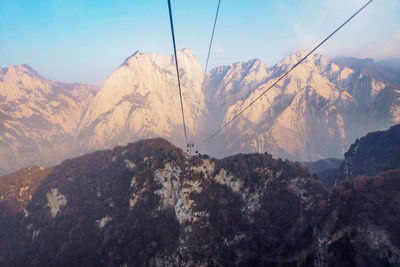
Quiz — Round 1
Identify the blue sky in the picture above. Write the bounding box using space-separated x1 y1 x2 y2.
1 0 399 86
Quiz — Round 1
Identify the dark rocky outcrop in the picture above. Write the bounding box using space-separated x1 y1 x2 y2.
304 124 400 187
0 166 51 261
337 124 400 181
0 137 399 266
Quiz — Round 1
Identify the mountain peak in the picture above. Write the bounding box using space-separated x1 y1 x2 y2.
277 50 312 66
296 49 309 58
275 50 330 71
179 47 195 56
121 50 143 66
122 48 196 68
5 64 40 79
20 64 35 71
131 50 142 57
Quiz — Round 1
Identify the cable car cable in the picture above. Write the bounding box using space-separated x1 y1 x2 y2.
191 0 222 144
167 0 188 145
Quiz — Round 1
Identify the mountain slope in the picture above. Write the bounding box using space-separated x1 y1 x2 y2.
0 138 399 266
1 50 399 175
0 165 51 246
302 124 400 187
208 52 400 160
337 123 400 181
0 65 98 175
77 48 205 151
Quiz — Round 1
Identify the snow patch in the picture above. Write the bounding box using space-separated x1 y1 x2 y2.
223 233 246 246
175 179 202 224
239 168 274 221
23 207 29 217
191 159 215 177
130 176 137 188
129 189 143 209
154 162 182 209
96 215 112 229
32 229 40 240
154 162 204 224
46 188 67 218
214 168 242 192
19 186 29 196
287 177 313 211
129 177 148 209
129 198 138 209
124 159 136 169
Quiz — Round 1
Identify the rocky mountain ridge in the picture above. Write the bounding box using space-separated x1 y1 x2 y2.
1 49 399 175
0 64 98 175
0 135 399 266
77 48 205 152
214 51 399 160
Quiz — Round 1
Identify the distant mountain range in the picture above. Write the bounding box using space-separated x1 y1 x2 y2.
1 49 399 174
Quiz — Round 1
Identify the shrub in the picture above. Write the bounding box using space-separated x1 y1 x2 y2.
353 175 369 191
372 176 384 187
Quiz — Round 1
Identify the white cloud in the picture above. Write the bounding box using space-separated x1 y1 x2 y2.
317 31 400 60
285 0 400 60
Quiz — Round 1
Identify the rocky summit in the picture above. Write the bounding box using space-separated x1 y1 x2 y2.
0 136 399 266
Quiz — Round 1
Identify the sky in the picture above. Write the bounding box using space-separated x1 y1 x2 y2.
0 0 399 86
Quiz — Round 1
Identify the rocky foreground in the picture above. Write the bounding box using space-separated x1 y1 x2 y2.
0 131 399 266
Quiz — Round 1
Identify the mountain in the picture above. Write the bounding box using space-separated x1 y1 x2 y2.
75 49 400 162
302 123 400 187
1 50 399 175
0 165 51 246
0 65 98 175
203 58 270 129
0 138 399 266
335 57 400 83
77 48 204 152
337 123 400 181
209 51 400 160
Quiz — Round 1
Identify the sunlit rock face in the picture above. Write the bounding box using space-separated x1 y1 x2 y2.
1 50 399 175
76 48 205 152
0 137 399 266
206 52 400 161
0 64 98 175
